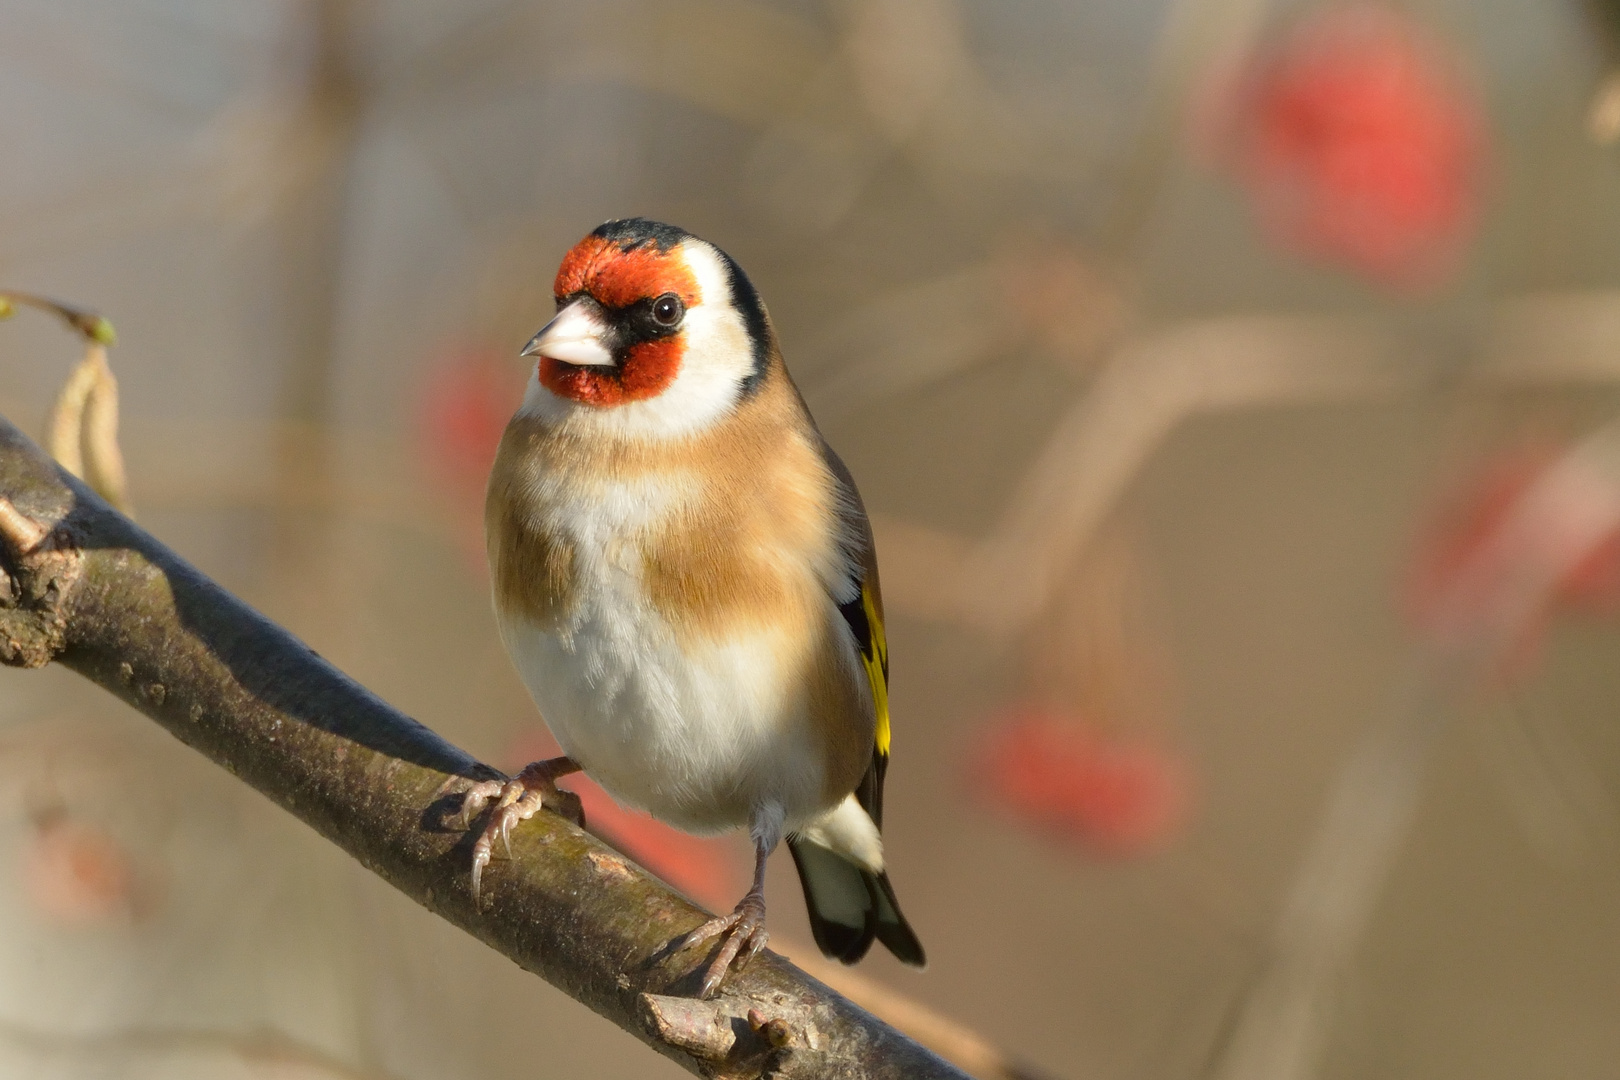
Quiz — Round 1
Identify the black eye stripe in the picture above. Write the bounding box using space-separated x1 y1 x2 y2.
543 293 684 362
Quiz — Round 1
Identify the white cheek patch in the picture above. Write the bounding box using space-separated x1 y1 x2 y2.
523 239 764 442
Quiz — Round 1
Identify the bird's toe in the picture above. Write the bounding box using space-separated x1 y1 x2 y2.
684 894 768 999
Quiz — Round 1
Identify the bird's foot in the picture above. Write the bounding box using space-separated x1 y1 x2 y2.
679 890 768 999
449 757 583 901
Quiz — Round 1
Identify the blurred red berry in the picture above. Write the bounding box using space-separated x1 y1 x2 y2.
569 784 748 911
978 705 1189 858
1205 4 1486 292
416 344 525 569
503 731 747 910
1407 444 1620 673
25 819 137 926
418 344 520 488
1407 447 1551 636
1563 529 1620 614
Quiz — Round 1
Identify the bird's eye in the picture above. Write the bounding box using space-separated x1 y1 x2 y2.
651 293 684 327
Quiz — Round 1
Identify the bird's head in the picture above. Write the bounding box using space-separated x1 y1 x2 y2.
519 219 774 439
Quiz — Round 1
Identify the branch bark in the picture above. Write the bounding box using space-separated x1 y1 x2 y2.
0 412 973 1080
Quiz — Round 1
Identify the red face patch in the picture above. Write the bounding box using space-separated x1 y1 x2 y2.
539 338 684 406
553 235 701 310
544 234 703 405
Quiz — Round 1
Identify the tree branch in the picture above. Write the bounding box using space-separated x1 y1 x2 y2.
0 412 973 1080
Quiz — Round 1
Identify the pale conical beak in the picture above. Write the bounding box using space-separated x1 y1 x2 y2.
520 299 614 367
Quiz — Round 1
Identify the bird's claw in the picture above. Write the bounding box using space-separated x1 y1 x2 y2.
452 758 583 902
680 892 769 999
446 777 503 830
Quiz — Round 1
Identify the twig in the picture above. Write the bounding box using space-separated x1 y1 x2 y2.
0 293 132 515
775 939 1059 1080
43 345 99 479
0 291 118 347
0 411 970 1080
46 343 132 514
0 495 48 555
80 347 131 514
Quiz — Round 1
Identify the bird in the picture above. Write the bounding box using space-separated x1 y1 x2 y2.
454 217 925 998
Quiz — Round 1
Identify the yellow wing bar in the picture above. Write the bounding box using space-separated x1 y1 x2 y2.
860 582 891 756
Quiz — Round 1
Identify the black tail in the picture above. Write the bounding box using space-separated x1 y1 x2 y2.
788 838 925 967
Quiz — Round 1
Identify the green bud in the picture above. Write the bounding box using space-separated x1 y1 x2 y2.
0 297 13 320
89 316 117 346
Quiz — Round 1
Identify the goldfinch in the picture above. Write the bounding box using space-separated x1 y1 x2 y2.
457 218 925 998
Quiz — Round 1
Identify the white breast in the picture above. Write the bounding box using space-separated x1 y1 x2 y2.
496 473 832 834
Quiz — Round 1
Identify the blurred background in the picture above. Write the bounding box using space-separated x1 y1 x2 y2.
3 0 1620 1077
